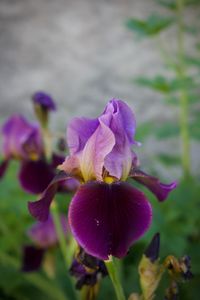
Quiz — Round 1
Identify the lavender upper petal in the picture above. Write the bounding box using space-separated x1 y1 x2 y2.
80 120 115 181
67 117 99 155
100 99 137 179
69 181 152 260
102 99 136 143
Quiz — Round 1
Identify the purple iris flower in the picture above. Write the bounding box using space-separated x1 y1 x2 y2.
29 99 177 260
22 213 67 272
0 114 79 194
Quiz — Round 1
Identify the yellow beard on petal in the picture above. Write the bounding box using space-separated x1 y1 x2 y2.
104 176 116 184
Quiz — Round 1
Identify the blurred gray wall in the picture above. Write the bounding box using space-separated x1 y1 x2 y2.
0 0 199 177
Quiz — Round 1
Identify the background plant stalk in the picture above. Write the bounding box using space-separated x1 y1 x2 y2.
176 0 191 179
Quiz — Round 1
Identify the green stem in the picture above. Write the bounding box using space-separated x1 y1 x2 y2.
105 257 126 300
51 202 80 300
176 0 191 179
51 202 71 266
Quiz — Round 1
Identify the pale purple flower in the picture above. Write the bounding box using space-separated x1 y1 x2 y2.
1 114 43 160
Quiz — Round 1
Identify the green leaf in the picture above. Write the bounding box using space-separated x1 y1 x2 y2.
136 121 180 140
157 153 181 166
126 14 174 37
196 42 200 51
134 75 197 93
156 0 200 9
154 122 180 139
185 0 200 6
135 121 156 140
156 0 177 10
165 93 200 105
135 75 173 93
184 25 198 35
185 56 200 68
190 117 200 140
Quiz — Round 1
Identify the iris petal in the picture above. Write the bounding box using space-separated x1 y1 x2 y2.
22 245 45 272
69 181 152 260
67 117 99 155
19 160 54 194
130 169 177 201
102 99 136 143
101 99 136 179
27 214 68 248
80 121 115 181
28 171 70 221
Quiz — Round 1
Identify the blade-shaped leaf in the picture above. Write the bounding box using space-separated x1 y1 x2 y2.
185 56 200 68
165 93 200 105
134 75 197 93
126 14 174 37
154 122 180 139
190 117 200 140
156 0 177 10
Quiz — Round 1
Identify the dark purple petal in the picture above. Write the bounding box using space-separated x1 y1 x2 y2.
28 171 71 221
32 92 56 111
69 181 152 260
27 214 68 248
67 117 99 155
144 233 160 262
22 245 45 272
50 153 80 192
58 177 80 193
51 153 65 169
0 159 9 179
69 260 86 278
69 253 107 290
18 160 55 194
130 169 177 202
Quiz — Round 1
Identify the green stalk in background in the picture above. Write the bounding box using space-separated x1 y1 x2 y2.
34 103 79 300
176 0 191 179
51 201 80 300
